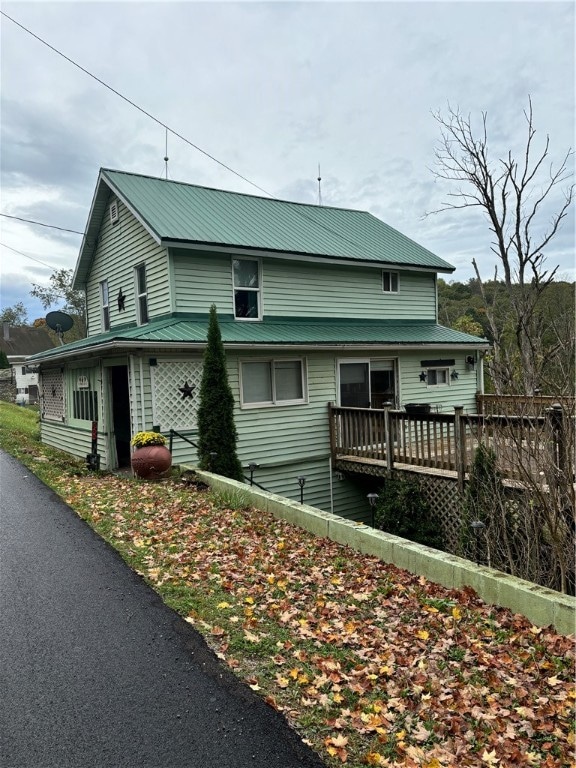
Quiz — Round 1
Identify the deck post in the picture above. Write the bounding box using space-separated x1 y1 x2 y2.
454 406 465 493
383 404 394 474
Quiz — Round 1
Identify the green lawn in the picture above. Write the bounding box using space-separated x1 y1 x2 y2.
1 402 574 768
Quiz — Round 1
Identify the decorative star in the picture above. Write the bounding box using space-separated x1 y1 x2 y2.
179 381 196 399
419 371 427 382
117 289 126 312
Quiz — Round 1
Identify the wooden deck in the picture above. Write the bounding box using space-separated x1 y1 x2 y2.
329 403 575 494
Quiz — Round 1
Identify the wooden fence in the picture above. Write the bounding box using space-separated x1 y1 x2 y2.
477 393 576 416
329 403 575 497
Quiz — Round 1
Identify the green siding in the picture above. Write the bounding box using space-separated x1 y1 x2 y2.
85 199 171 336
264 261 435 320
172 250 231 313
172 250 436 320
41 421 110 467
397 350 479 412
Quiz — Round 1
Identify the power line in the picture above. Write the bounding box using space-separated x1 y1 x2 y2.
0 242 58 270
0 213 84 235
1 11 371 258
1 10 275 199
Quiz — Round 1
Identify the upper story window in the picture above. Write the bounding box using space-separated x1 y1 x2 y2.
100 280 110 331
135 264 149 325
427 367 449 386
240 359 306 408
382 271 399 293
233 258 261 320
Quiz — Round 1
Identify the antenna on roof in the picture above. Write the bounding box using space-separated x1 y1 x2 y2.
317 163 322 206
164 128 169 180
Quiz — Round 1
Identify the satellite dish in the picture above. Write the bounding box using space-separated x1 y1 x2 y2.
46 311 73 345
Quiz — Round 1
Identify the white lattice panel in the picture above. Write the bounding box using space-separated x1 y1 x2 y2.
152 360 203 431
41 369 64 421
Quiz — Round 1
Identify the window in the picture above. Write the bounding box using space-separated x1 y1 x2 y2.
233 258 261 319
241 359 306 407
21 367 26 375
100 280 110 331
135 264 149 324
382 271 399 293
427 368 449 386
73 390 99 420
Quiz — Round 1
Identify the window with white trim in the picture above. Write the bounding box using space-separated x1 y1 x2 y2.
100 280 110 331
135 264 149 324
241 359 306 407
427 367 449 386
67 367 99 423
382 271 399 293
233 258 261 319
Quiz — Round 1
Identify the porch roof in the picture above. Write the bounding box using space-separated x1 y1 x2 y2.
28 315 490 363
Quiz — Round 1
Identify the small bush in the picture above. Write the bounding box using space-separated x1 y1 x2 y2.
375 475 444 550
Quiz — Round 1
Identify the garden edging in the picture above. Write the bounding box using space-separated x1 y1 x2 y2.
190 467 576 636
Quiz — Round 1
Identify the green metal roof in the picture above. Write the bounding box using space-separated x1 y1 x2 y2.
74 169 455 286
29 315 489 362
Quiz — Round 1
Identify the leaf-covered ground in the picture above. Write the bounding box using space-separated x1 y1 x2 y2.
58 474 575 768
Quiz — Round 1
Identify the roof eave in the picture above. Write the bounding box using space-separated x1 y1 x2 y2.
164 240 455 273
30 337 489 365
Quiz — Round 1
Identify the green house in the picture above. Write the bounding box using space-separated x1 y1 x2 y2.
29 168 489 519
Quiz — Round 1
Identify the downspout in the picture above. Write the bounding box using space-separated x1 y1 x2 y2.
139 356 145 428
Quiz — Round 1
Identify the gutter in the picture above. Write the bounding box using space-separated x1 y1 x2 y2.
30 339 491 365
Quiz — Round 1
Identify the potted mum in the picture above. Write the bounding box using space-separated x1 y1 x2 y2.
130 430 172 479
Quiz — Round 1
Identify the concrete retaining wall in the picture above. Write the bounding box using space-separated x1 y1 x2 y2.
191 467 576 636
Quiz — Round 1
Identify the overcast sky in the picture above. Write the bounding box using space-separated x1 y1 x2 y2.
1 0 574 321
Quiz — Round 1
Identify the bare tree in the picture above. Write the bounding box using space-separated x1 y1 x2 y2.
431 100 573 395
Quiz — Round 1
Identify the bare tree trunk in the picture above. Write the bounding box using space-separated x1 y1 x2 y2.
430 100 573 395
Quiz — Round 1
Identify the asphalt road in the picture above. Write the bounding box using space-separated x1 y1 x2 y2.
0 451 325 768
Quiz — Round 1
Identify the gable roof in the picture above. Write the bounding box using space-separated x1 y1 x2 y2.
74 169 455 287
28 314 489 363
0 324 57 359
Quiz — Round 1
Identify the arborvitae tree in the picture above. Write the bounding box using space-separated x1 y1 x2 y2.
197 305 244 481
0 349 9 369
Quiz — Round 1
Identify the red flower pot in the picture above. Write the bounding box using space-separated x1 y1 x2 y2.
131 445 172 479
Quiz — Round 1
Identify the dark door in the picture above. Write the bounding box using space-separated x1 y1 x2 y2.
110 366 131 467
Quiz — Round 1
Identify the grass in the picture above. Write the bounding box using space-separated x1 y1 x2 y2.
1 401 574 768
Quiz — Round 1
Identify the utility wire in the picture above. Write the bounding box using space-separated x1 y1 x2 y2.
1 10 275 199
1 11 370 257
0 241 58 270
0 213 84 235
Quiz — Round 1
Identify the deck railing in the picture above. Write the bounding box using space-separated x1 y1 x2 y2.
329 403 575 492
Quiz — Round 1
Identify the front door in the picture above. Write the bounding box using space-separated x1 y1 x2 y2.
110 365 131 467
339 362 370 407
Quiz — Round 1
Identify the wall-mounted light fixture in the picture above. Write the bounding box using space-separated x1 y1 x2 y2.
466 355 475 370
